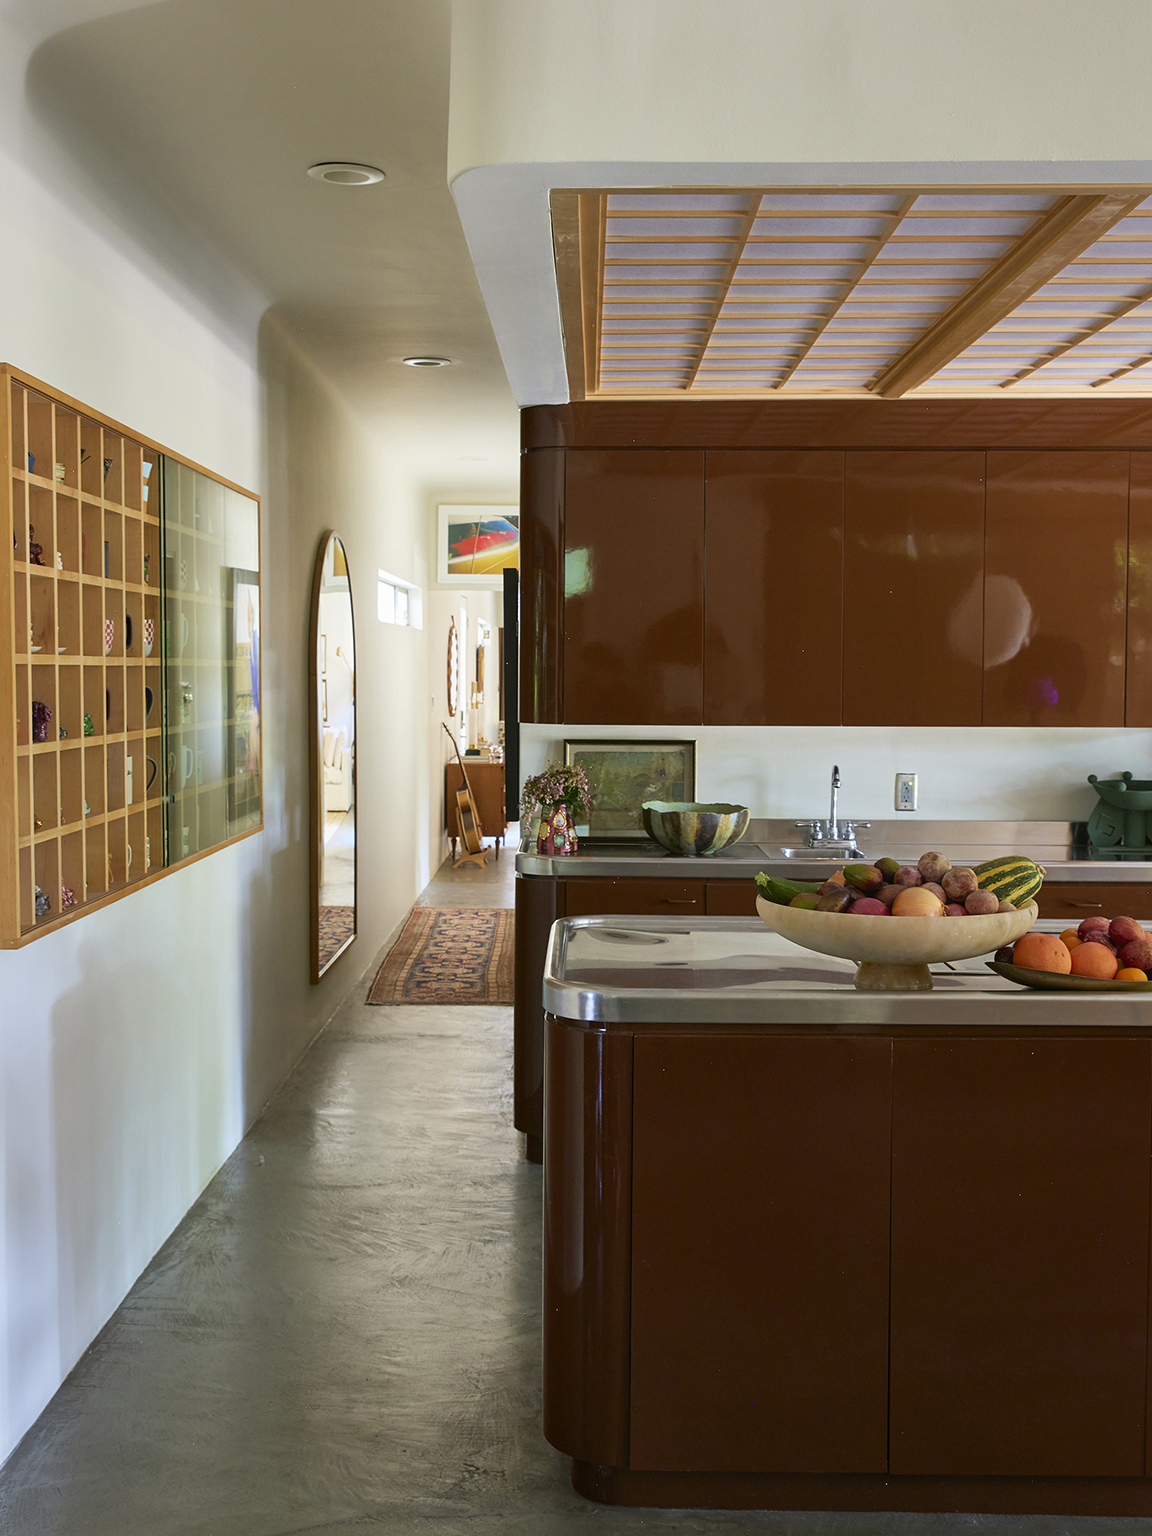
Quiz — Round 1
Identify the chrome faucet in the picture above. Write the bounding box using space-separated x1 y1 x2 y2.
795 764 871 855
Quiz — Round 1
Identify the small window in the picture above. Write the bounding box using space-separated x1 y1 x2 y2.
378 570 422 628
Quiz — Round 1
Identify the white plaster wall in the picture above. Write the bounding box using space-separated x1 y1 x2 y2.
521 723 1152 826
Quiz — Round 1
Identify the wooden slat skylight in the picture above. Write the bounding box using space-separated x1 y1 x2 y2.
552 187 1152 398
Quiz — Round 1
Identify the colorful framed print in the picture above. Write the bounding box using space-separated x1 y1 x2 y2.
563 739 697 840
437 505 519 588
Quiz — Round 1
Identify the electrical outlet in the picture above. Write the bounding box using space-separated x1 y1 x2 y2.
895 772 918 812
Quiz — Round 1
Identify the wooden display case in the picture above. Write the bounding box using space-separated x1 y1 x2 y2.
1 365 261 946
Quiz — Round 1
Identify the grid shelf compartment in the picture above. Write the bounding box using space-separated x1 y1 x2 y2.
1 366 262 944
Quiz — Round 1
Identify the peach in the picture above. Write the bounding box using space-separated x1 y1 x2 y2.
1071 942 1119 980
1013 932 1072 974
1120 938 1152 971
1110 915 1145 947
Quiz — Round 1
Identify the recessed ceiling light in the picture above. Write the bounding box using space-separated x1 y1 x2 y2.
401 356 454 368
307 162 385 186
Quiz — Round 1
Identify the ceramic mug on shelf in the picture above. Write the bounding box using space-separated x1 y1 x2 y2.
182 745 194 785
146 756 158 791
124 614 133 651
145 685 154 721
104 618 114 655
179 613 190 651
144 617 154 657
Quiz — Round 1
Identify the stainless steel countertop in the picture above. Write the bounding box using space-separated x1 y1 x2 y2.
543 915 1152 1026
518 818 1152 881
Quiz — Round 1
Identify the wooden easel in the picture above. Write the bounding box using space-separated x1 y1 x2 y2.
442 722 488 869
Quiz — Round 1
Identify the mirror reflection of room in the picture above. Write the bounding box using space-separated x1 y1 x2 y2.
315 534 355 975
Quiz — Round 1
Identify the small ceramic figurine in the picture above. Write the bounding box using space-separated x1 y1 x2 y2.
58 725 68 739
31 700 52 743
34 886 50 917
82 713 94 737
61 887 77 908
28 526 44 565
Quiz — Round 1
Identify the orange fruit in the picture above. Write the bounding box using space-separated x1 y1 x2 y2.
827 871 846 887
1064 936 1082 952
1118 967 1148 982
1013 932 1072 974
1060 928 1080 947
1071 942 1119 980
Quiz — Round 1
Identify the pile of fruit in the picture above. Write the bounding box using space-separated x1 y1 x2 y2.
996 916 1152 981
755 852 1044 917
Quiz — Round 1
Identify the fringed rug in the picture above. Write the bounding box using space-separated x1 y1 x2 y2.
318 905 356 969
367 907 515 1005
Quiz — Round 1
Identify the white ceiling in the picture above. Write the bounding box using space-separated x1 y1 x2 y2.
22 0 519 456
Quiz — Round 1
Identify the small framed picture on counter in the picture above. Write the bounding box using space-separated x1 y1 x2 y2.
563 738 697 840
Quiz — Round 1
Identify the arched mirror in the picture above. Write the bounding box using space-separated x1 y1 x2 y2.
310 532 356 981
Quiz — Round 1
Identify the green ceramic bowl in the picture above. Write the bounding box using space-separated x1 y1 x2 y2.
642 801 750 857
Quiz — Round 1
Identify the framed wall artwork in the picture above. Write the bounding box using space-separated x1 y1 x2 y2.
562 739 697 839
437 505 519 588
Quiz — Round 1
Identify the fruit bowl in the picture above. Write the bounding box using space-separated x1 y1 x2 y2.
642 801 749 857
755 895 1039 991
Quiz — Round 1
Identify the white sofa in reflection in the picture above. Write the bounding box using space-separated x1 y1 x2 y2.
322 728 352 813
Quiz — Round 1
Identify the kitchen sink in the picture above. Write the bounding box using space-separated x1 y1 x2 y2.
776 846 865 861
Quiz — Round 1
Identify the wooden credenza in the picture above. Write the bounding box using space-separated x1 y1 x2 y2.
446 762 507 855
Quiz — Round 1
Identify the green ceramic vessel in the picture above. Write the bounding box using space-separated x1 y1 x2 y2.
641 801 750 857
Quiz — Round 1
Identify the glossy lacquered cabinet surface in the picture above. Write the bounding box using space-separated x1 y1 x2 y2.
630 1035 891 1473
704 451 843 724
890 1037 1152 1477
843 451 985 726
563 450 704 724
1128 453 1152 727
984 451 1128 727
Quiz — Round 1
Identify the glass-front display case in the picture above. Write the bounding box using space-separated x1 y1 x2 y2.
161 460 261 866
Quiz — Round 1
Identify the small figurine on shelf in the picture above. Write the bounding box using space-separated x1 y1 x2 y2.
61 886 77 909
31 700 52 743
83 800 91 818
143 552 150 585
28 526 44 566
34 887 50 918
58 725 68 739
82 712 94 737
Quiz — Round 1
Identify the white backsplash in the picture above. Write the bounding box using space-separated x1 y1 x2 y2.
520 723 1152 823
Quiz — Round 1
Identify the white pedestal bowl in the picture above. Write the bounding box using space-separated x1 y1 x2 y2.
755 895 1040 991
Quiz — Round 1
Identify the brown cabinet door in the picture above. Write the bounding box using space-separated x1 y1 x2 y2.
705 878 759 916
843 451 985 725
563 878 705 917
630 1034 892 1473
890 1036 1151 1477
984 451 1129 726
704 450 843 724
1036 882 1152 921
1128 453 1152 726
563 450 704 724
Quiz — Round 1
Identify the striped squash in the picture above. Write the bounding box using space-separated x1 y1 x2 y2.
973 855 1046 908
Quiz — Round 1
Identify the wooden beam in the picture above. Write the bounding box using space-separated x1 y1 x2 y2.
550 192 586 401
681 197 763 390
580 193 607 394
869 193 1149 397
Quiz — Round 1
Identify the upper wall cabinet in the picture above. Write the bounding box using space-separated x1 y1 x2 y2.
563 449 704 725
1127 453 1152 728
704 451 844 726
843 452 986 727
983 452 1128 728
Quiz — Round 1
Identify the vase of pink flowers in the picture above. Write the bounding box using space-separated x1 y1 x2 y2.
521 762 595 856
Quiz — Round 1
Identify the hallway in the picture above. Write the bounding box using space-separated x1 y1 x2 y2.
0 857 1141 1534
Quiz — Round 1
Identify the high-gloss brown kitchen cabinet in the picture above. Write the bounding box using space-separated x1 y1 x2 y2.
889 1036 1152 1477
842 451 986 726
704 451 844 724
630 1035 892 1473
563 878 705 917
563 449 704 724
1128 453 1152 727
1037 882 1152 921
983 451 1129 727
705 878 759 916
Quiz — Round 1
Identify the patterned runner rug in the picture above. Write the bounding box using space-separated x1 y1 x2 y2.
366 907 515 1005
317 906 356 969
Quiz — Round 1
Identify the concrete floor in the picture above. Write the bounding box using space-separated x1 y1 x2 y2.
0 853 1145 1534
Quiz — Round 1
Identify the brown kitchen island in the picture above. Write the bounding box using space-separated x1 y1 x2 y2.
543 914 1152 1516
